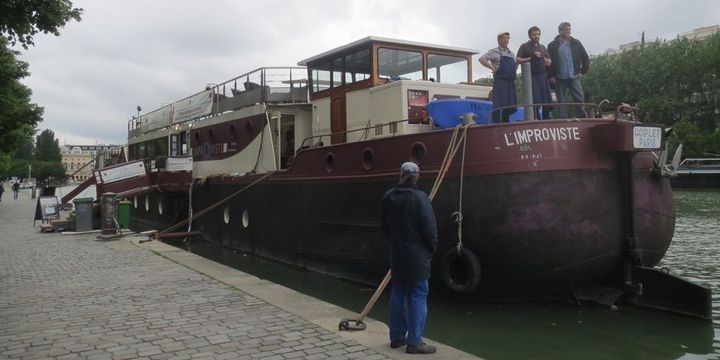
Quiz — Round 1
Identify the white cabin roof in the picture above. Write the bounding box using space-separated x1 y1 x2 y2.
298 36 480 66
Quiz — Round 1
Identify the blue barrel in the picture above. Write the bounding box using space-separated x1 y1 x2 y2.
426 99 494 128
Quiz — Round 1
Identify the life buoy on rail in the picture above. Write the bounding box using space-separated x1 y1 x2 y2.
441 247 481 293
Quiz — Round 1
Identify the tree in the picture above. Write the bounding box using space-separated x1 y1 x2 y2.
0 0 83 49
0 0 82 159
32 160 65 184
14 139 34 160
0 37 43 153
583 32 720 158
34 129 61 162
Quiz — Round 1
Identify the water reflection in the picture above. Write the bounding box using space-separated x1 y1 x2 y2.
170 189 719 359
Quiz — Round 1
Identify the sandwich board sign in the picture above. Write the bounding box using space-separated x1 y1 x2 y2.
34 196 59 226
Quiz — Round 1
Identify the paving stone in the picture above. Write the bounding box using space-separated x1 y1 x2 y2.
0 199 394 360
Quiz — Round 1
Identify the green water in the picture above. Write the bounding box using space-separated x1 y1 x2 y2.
179 190 720 359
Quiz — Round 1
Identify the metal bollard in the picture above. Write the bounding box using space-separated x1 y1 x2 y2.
101 192 118 235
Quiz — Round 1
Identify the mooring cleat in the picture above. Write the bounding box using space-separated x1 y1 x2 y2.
338 318 366 331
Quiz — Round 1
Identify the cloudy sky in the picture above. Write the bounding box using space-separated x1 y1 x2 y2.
15 0 720 145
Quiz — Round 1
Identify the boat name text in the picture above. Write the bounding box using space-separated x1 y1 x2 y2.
504 126 580 147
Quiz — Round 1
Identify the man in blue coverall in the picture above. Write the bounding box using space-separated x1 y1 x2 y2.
381 162 439 354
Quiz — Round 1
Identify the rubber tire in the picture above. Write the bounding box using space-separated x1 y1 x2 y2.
441 247 481 293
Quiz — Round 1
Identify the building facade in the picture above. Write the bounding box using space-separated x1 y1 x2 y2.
60 144 124 183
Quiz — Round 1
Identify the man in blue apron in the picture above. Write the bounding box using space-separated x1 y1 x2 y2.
479 32 518 123
516 26 553 119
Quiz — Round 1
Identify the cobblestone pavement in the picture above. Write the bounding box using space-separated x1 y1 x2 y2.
0 192 392 360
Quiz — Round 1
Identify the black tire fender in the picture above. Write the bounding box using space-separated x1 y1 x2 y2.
441 247 481 293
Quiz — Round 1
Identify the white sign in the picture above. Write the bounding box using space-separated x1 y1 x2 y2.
100 161 146 184
165 157 193 172
173 90 214 124
633 126 662 149
141 105 173 133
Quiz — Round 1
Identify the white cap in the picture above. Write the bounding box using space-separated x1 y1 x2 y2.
400 162 420 176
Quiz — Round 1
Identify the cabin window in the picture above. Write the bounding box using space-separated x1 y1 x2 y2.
312 61 332 92
378 48 423 81
332 58 343 88
427 54 468 84
344 48 371 84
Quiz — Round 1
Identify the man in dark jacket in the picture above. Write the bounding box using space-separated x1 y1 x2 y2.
547 22 590 118
381 162 438 354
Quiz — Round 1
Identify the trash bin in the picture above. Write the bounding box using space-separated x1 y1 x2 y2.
117 200 131 229
73 197 95 232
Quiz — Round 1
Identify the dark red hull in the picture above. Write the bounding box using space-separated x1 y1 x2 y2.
130 120 675 298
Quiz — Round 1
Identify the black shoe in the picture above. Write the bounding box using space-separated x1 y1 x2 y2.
390 339 406 348
406 342 436 354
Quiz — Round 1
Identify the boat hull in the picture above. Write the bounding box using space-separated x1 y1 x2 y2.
130 159 674 299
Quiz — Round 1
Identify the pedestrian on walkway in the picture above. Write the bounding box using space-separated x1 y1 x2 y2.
381 162 438 354
547 21 590 118
0 181 4 202
479 31 518 123
12 181 20 200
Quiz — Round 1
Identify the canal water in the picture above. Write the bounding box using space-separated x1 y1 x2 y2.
171 190 720 360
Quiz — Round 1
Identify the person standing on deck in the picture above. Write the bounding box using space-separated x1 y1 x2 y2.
479 32 518 123
516 26 553 120
381 162 438 354
547 22 590 118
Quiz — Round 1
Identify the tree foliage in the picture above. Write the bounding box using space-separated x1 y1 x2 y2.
0 0 83 49
34 129 62 162
0 0 82 162
583 32 720 157
0 37 43 153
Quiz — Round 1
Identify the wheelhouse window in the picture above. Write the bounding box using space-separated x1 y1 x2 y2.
427 53 468 84
378 48 423 81
344 48 371 84
332 58 343 87
312 61 331 92
309 47 371 93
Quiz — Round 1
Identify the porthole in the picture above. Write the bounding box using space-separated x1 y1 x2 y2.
134 196 138 209
245 120 254 134
325 153 336 173
410 142 427 164
158 200 163 215
208 128 215 141
242 209 249 228
362 148 375 170
144 195 150 212
194 131 201 143
223 207 230 224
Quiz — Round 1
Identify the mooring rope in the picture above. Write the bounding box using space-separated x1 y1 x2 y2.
143 171 273 242
342 122 473 330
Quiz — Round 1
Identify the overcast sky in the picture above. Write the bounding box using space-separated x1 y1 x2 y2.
15 0 720 145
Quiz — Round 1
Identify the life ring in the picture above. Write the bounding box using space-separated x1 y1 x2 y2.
441 247 481 293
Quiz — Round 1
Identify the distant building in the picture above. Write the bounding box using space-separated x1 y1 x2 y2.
602 25 719 56
60 144 125 183
61 146 93 183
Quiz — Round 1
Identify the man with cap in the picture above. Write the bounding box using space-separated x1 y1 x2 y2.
479 31 518 123
381 162 438 354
